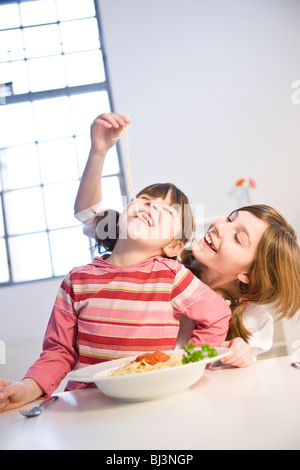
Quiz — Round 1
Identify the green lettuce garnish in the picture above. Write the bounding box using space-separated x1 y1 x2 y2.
182 342 218 364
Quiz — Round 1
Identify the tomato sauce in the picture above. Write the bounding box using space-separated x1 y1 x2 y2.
135 350 170 365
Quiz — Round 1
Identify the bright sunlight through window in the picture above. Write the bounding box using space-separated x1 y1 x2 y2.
0 0 126 284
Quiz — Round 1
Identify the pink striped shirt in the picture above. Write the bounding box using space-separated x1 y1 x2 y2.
24 255 231 396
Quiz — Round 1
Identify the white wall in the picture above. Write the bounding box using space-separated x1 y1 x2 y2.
0 277 64 385
98 0 300 235
1 0 300 383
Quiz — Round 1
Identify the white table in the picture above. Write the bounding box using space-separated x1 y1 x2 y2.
0 355 299 450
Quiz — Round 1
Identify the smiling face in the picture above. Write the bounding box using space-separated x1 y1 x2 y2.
118 190 184 257
192 210 269 288
125 192 180 238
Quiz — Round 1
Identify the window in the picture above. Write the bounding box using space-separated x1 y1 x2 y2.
0 0 126 284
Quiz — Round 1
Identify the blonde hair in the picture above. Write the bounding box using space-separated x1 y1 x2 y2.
182 204 300 342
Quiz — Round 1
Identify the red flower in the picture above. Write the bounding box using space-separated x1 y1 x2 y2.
249 178 256 189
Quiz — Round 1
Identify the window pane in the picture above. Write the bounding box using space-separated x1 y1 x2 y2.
0 102 35 148
38 138 79 184
102 176 124 212
0 4 20 30
0 238 9 283
69 91 110 135
103 148 120 176
76 136 119 177
32 97 72 141
9 233 52 282
1 144 41 190
0 60 29 95
49 227 91 277
4 187 47 235
64 50 105 87
0 29 24 62
43 181 80 229
20 0 57 26
60 18 100 53
23 24 62 58
74 135 90 174
27 55 66 92
56 0 96 21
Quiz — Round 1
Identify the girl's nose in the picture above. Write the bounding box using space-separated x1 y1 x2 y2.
213 219 227 238
145 199 159 211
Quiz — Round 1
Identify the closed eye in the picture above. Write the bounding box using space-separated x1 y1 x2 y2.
138 195 174 216
227 216 241 244
234 233 241 244
162 206 173 215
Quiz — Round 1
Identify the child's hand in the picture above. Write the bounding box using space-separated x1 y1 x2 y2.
219 337 253 368
0 378 43 412
90 112 130 154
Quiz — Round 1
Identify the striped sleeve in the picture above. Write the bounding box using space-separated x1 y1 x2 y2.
23 272 79 397
171 264 207 318
171 265 232 346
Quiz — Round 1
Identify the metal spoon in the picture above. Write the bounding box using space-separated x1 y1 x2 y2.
19 395 59 418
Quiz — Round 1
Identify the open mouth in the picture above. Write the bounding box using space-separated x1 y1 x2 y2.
204 232 217 252
136 210 152 227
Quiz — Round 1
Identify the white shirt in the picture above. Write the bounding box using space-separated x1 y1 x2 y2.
75 202 274 358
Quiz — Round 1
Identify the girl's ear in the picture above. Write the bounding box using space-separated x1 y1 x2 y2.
163 240 184 258
237 272 250 284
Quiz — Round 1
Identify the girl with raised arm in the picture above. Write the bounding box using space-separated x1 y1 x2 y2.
74 113 300 368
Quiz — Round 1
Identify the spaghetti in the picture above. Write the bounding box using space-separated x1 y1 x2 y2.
113 116 140 216
108 350 183 377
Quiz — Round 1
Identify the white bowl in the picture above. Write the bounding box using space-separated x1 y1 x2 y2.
66 347 230 402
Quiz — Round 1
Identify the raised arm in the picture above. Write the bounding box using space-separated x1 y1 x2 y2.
74 113 130 214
